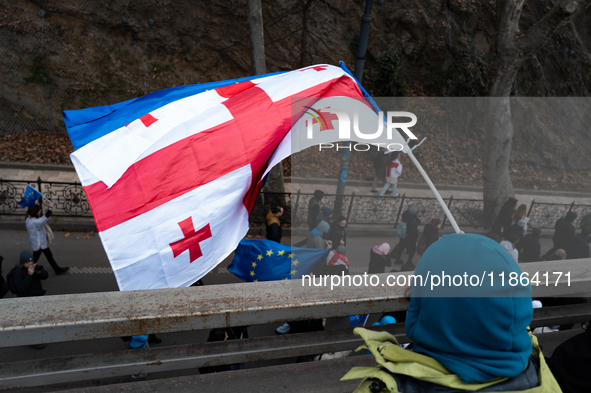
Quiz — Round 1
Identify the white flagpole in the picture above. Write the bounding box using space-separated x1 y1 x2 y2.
405 148 461 234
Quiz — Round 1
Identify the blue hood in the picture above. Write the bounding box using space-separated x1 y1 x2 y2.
405 234 533 383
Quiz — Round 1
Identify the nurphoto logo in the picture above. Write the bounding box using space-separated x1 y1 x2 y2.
303 107 418 151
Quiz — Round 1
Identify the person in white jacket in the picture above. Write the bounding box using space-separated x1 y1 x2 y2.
26 202 69 275
378 152 402 198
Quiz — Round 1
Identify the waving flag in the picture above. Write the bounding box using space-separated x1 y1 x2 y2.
17 185 44 208
63 63 409 291
228 239 328 282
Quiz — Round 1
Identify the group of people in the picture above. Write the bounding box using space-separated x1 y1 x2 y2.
488 197 591 263
0 202 69 300
368 206 442 274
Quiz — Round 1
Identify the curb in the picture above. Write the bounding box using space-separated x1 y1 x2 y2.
0 162 76 172
288 177 591 198
0 162 588 199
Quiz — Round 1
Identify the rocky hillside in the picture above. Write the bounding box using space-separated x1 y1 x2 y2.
1 0 591 191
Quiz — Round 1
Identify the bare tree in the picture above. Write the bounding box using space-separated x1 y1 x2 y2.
300 0 314 67
483 0 591 224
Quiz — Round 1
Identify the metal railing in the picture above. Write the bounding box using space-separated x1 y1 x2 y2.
0 259 590 389
2 178 591 229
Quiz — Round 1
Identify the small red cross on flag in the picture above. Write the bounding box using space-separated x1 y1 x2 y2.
169 218 212 263
300 65 328 72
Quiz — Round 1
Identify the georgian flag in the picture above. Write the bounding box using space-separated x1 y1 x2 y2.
64 63 409 291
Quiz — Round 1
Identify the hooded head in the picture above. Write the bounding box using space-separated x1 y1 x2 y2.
566 211 577 222
19 251 33 267
405 234 532 384
313 190 325 200
316 220 330 233
408 205 418 216
372 243 390 256
506 197 518 209
336 245 346 255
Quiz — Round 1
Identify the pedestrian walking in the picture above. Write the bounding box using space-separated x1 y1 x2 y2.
379 152 402 198
541 211 577 259
307 190 324 232
389 205 420 270
265 205 284 243
520 228 542 262
26 202 69 275
368 243 390 274
494 197 518 233
370 152 388 193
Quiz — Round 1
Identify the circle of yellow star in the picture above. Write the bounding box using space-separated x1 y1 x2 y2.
254 279 258 282
250 271 255 277
292 259 300 266
266 250 274 256
252 262 257 268
290 269 297 275
288 253 295 259
257 254 263 260
277 250 285 256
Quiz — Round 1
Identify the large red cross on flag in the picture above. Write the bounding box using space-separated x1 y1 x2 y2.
64 63 412 291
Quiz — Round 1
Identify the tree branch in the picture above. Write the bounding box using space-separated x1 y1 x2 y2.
516 0 591 57
495 0 526 53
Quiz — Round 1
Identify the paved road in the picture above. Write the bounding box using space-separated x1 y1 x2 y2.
0 229 562 392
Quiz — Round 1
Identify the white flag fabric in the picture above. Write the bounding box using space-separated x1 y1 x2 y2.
64 63 409 291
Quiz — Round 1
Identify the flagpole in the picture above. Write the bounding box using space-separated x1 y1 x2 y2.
405 148 461 234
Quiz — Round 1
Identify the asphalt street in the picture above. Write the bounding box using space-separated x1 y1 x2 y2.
0 228 560 392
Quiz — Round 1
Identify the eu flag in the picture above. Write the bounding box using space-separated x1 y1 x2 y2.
228 239 329 282
17 185 43 208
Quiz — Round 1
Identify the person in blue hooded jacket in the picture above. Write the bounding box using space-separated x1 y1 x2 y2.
342 234 561 392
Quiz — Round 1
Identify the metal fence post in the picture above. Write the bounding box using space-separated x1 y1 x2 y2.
37 177 43 207
346 192 355 223
293 190 301 225
394 194 406 226
441 195 453 228
527 199 535 217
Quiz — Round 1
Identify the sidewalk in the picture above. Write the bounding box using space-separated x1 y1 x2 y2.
1 162 590 234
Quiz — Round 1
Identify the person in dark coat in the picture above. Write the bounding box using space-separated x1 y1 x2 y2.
328 216 347 249
370 152 389 193
519 227 541 262
265 205 283 243
368 243 390 274
423 218 441 250
542 211 577 259
315 207 333 226
13 251 48 298
567 227 591 260
307 190 324 231
0 255 7 299
390 205 421 270
198 329 232 374
494 197 518 234
485 223 503 243
547 325 591 393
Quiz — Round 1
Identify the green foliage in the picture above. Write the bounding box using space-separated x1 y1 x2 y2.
24 52 50 84
370 50 407 97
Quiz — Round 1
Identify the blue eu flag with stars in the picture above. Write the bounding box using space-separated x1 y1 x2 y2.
17 185 43 208
228 239 329 282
